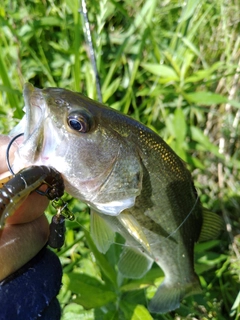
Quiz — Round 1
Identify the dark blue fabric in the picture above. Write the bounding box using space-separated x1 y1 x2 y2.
0 248 62 320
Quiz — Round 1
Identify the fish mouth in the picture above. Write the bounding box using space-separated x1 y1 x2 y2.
10 83 47 169
11 83 65 172
23 83 45 141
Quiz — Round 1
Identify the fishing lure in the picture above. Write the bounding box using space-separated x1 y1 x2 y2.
0 164 75 249
1 134 76 248
48 197 75 249
0 165 65 229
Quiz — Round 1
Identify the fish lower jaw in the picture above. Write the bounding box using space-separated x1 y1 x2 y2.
90 197 136 216
12 154 33 174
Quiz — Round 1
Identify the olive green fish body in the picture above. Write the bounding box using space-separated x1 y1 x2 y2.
95 117 203 312
11 83 221 314
94 107 203 286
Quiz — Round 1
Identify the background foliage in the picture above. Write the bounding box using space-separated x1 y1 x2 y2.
0 0 239 319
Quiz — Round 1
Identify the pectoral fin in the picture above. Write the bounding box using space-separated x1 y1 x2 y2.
90 210 115 253
118 246 153 279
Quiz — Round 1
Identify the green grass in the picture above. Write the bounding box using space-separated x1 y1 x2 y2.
0 0 240 319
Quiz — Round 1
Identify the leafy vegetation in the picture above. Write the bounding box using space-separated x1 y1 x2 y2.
0 0 239 319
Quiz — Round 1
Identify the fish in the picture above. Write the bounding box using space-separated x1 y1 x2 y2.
10 83 223 314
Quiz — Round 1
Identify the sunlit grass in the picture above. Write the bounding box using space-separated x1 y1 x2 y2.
0 0 239 319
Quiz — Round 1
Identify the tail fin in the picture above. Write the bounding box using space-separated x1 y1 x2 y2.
148 276 202 314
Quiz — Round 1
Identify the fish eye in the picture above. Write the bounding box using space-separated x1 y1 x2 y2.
67 111 93 133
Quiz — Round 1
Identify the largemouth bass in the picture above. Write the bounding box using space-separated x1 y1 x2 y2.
10 83 222 314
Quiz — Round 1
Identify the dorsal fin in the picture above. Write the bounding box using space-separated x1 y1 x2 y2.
198 208 224 242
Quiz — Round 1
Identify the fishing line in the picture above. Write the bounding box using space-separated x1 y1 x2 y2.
6 133 24 175
4 135 201 252
66 193 200 251
5 133 60 198
67 214 135 249
80 0 102 103
77 1 201 252
164 193 200 240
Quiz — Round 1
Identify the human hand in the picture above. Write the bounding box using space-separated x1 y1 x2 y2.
0 134 50 280
0 135 62 320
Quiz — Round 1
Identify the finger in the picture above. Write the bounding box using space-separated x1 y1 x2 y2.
0 215 49 281
5 188 50 225
0 135 51 282
0 134 50 225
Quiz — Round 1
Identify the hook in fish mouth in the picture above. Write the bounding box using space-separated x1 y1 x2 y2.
5 132 55 199
6 133 24 175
